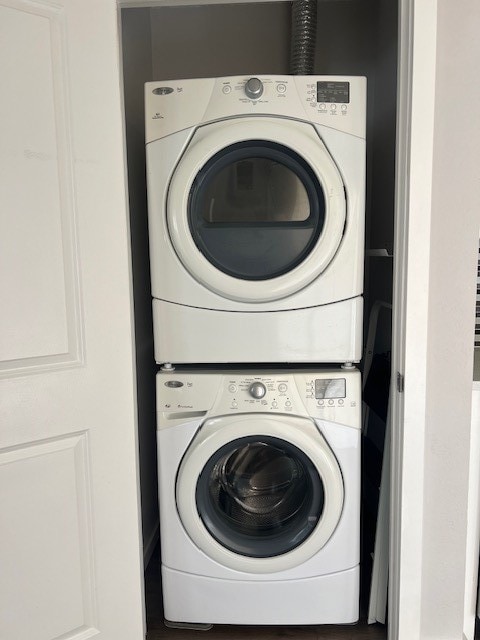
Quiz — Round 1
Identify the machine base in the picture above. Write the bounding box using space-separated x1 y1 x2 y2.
153 297 363 364
162 565 360 626
164 620 213 631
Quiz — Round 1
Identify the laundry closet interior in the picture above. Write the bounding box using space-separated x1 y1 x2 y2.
120 0 396 637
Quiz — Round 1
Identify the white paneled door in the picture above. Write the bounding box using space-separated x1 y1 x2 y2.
0 1 145 639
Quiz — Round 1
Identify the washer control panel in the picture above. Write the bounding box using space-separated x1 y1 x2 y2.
222 375 294 413
156 369 361 430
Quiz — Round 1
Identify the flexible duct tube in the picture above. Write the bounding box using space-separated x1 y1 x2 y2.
290 0 318 75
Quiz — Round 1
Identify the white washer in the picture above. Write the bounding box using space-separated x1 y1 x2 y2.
156 368 361 626
145 75 366 365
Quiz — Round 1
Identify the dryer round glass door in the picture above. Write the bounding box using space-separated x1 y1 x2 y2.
188 141 324 281
167 117 346 303
176 414 344 573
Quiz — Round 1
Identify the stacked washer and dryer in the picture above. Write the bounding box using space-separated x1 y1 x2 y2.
145 75 366 628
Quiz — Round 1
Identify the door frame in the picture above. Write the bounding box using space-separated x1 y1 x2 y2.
389 1 438 638
391 1 480 639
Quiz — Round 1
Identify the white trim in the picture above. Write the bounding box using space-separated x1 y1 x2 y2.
464 386 480 639
390 2 438 640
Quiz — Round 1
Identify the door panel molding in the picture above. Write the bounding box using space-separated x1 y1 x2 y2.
0 432 98 639
0 0 84 377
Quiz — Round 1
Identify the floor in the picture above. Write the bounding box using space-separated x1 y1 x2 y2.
145 546 387 640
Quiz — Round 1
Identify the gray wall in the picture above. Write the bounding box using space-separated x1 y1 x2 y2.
149 3 291 79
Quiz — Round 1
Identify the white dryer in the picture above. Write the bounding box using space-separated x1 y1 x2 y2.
145 75 366 365
156 368 361 626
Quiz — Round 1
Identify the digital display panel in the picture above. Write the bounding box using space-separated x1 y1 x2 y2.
315 378 346 399
316 81 350 104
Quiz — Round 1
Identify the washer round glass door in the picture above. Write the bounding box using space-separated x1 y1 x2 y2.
176 415 344 573
196 435 323 557
167 117 346 303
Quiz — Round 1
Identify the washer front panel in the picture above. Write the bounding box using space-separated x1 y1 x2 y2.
167 117 346 303
176 414 344 573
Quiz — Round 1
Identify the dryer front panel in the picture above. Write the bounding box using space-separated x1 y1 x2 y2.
176 414 344 573
167 117 346 303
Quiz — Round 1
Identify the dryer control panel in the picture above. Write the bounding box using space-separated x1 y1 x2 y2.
145 75 366 144
156 369 361 430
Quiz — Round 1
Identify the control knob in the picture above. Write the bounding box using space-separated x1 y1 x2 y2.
244 77 264 100
249 382 267 399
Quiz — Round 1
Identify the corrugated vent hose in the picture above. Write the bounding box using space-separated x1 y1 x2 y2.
290 0 318 75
